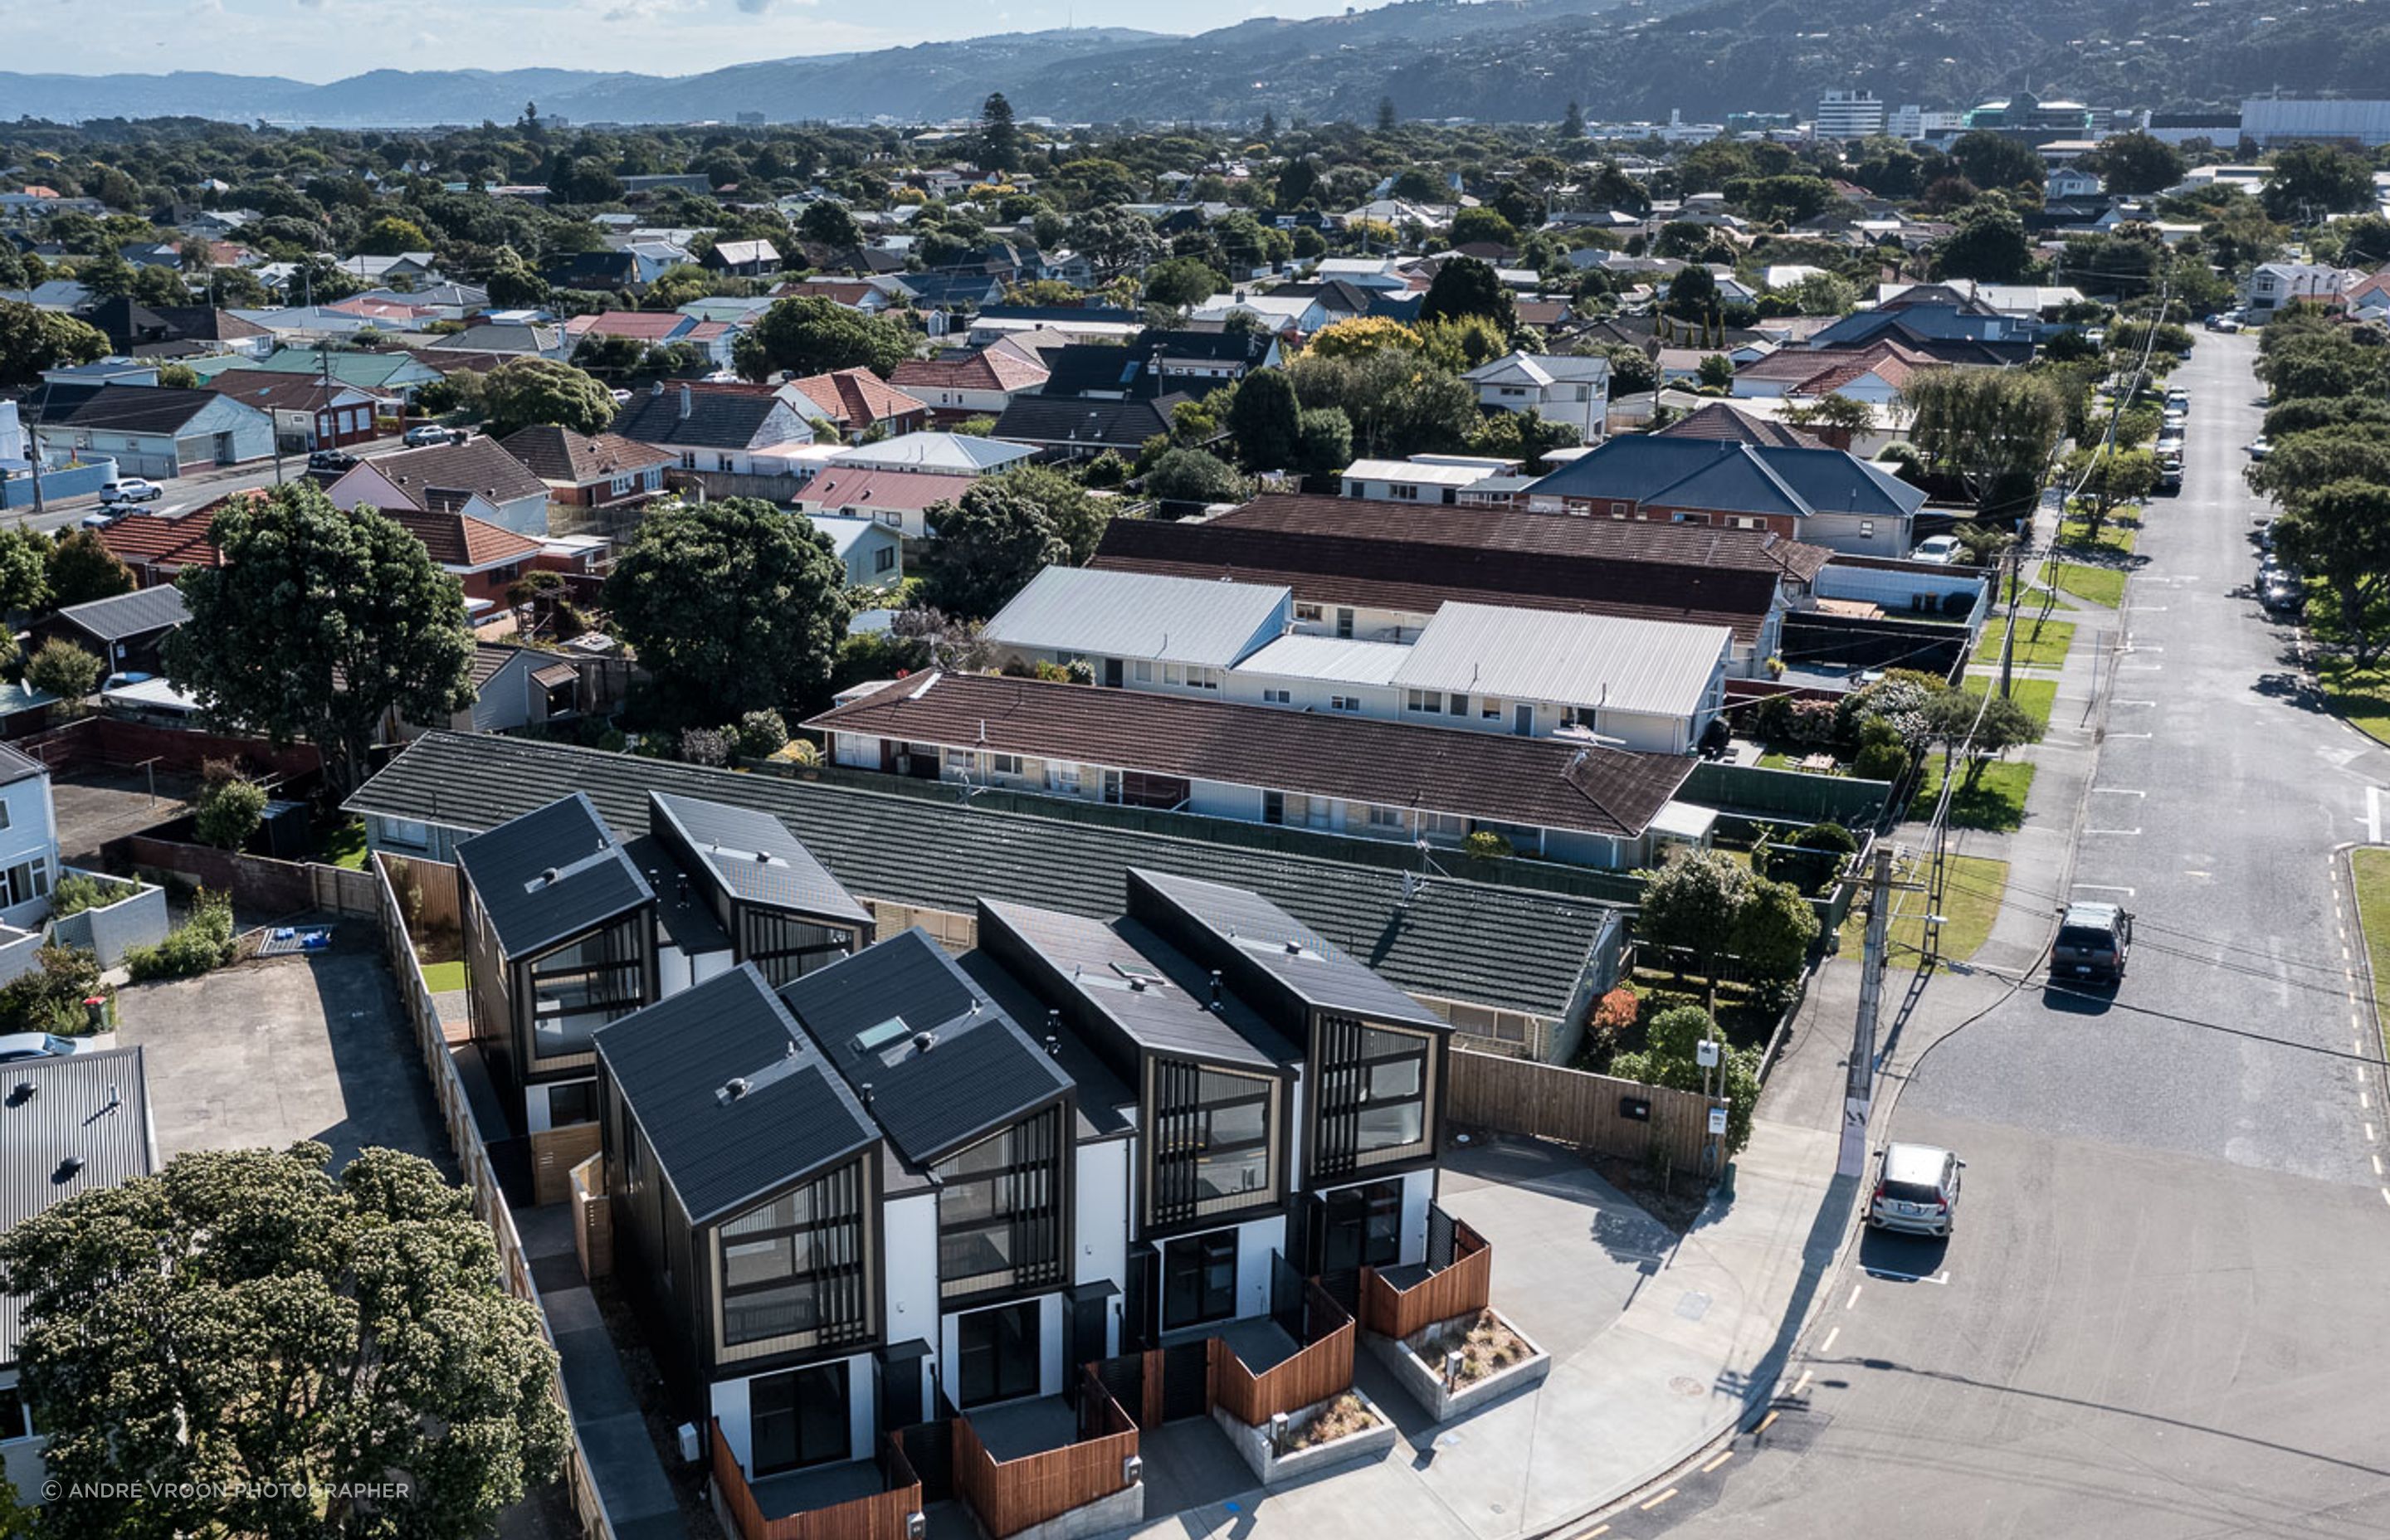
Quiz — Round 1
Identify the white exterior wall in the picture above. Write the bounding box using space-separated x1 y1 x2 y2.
1232 1216 1285 1321
656 943 693 1000
710 1350 880 1474
1800 509 1913 558
692 948 735 986
0 770 58 932
1076 1140 1130 1360
1285 602 1436 646
1219 671 1399 717
884 1190 941 1348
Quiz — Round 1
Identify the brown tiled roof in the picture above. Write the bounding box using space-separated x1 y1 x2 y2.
806 671 1692 841
385 509 543 569
207 368 393 412
498 425 676 486
784 368 926 430
362 435 550 510
1655 402 1827 450
794 467 971 515
892 349 1051 394
98 509 223 571
99 491 536 574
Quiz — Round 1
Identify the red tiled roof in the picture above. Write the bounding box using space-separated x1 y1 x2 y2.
806 671 1692 841
775 278 882 306
784 368 927 431
892 349 1051 394
100 489 538 573
563 310 725 344
386 509 543 569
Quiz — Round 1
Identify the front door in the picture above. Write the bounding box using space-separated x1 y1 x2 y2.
1104 657 1124 689
1513 704 1534 736
1161 1230 1238 1331
956 1301 1041 1407
1316 1182 1403 1275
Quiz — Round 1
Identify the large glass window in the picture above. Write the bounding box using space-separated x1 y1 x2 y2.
742 910 857 988
956 1302 1041 1406
750 1362 850 1474
528 914 646 1060
718 1162 871 1349
1319 1182 1402 1274
1162 1231 1238 1330
934 1106 1065 1302
1313 1019 1433 1176
1150 1060 1279 1227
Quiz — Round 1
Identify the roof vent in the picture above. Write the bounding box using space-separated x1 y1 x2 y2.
1284 940 1303 956
1043 1034 1061 1059
7 1079 32 1106
537 867 560 886
715 1076 751 1105
912 1030 937 1054
55 1155 84 1182
1209 970 1224 1013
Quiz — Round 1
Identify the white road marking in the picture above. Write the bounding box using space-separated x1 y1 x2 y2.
2120 664 2165 672
2114 699 2158 708
1861 1266 1950 1284
1791 1370 1812 1396
2074 884 2136 895
2109 731 2153 739
1641 1488 1678 1512
1846 1284 1863 1310
1818 1326 1841 1355
2369 787 2384 846
2086 828 2143 836
2092 787 2147 797
2368 1123 2379 1142
1702 1451 1734 1474
2375 1153 2385 1177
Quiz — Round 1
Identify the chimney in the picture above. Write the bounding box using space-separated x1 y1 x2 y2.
679 383 693 421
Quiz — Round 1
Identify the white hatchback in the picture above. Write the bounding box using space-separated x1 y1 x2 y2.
1868 1143 1963 1237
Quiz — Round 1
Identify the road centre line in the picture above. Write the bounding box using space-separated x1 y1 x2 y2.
1861 1266 1950 1284
2092 787 2147 797
1702 1451 1734 1474
1846 1284 1863 1310
2075 883 2135 894
2114 699 2157 708
1791 1370 1812 1396
1819 1326 1841 1355
2086 828 2143 836
2109 732 2152 739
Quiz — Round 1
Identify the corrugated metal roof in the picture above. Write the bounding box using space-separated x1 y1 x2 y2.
1390 602 1731 720
982 566 1290 669
55 585 189 645
777 928 1073 1167
347 734 1618 1020
1129 870 1448 1032
2 1046 154 1362
454 792 651 958
650 792 871 927
593 966 878 1224
1232 634 1413 687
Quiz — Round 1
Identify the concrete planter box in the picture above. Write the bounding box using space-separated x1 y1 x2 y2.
1212 1389 1397 1489
1002 1479 1143 1540
1365 1309 1552 1424
49 870 171 968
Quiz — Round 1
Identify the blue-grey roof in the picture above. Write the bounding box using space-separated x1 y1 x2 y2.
455 792 651 958
777 928 1074 1167
649 791 871 927
1128 870 1448 1032
2 1046 154 1362
56 583 189 645
594 965 878 1225
981 565 1290 668
1527 436 1926 521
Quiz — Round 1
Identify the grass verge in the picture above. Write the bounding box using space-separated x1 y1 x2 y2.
2351 848 2390 1044
1839 853 2009 969
2041 559 2125 608
1963 673 2058 729
2057 512 2140 558
1908 756 2037 832
1973 616 2076 669
2314 655 2390 749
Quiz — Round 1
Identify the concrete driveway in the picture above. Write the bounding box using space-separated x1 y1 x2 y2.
113 934 451 1173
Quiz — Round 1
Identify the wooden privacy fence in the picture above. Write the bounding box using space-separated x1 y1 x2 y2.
374 855 617 1540
710 1420 921 1540
1208 1282 1356 1426
1449 1047 1724 1175
952 1372 1139 1540
569 1152 612 1279
1359 1221 1492 1341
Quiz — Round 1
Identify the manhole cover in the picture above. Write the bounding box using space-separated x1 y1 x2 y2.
1670 1377 1705 1397
1675 1290 1713 1321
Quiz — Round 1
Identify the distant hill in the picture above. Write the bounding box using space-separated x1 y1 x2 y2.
4 0 2388 129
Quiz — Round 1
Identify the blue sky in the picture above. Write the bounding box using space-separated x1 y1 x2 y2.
0 0 1366 80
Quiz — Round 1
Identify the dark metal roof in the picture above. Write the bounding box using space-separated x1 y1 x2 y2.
775 928 1074 1168
620 834 732 957
1127 869 1450 1032
0 742 46 789
990 392 1185 449
977 898 1298 1072
612 386 784 451
22 380 230 436
454 792 651 958
1 1046 155 1362
346 733 1618 1020
649 792 871 927
55 583 189 645
593 965 878 1225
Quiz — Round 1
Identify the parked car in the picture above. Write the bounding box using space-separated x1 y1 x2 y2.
0 1032 85 1064
1909 534 1963 565
2158 456 2183 493
1868 1143 1964 1237
2205 313 2244 333
2261 574 2306 616
2246 437 2271 461
79 508 124 529
307 449 359 473
609 387 634 405
2051 900 2132 985
100 476 162 504
402 425 467 447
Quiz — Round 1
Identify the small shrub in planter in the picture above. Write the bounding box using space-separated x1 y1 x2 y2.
0 943 107 1032
124 889 237 982
193 768 268 850
1463 830 1513 860
1287 1393 1377 1451
1419 1310 1537 1385
47 872 130 921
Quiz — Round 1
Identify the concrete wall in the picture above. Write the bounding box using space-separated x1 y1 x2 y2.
49 870 169 967
1074 1140 1129 1291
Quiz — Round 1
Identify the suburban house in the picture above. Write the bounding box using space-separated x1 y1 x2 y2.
453 788 873 1135
324 434 553 536
825 431 1036 480
2239 261 2354 318
1520 436 1924 558
1461 353 1612 444
780 370 929 443
499 426 675 511
541 249 675 290
807 514 905 589
980 567 1291 694
1339 456 1521 504
612 383 815 479
988 394 1189 461
965 306 1146 347
700 239 783 277
1090 493 1824 673
807 670 1697 870
399 642 588 737
186 347 444 404
207 368 395 450
1728 339 1938 404
35 586 189 680
774 277 900 314
328 251 438 286
80 297 273 360
1038 331 1280 398
890 350 1053 424
790 467 971 542
19 381 273 480
563 311 737 371
1 1047 156 1502
0 743 60 932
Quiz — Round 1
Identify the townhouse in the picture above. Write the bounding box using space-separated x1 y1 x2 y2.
1520 435 1925 558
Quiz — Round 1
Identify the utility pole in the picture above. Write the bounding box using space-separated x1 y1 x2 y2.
1839 845 1922 1177
1999 543 2021 699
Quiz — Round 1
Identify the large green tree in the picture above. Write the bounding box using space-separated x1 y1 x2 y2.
1934 200 2033 283
2249 423 2390 513
2275 479 2390 664
1144 256 1224 310
603 498 849 724
2080 131 2186 195
1948 130 2045 192
1898 367 2067 521
1227 367 1302 471
45 528 134 610
0 300 108 391
1143 447 1251 505
163 483 476 792
1418 255 1515 331
978 92 1022 174
918 476 1075 620
734 294 913 382
2261 143 2377 221
0 1143 566 1540
476 355 616 437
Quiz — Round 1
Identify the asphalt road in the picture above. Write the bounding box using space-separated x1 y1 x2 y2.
1607 334 2390 1538
10 431 415 534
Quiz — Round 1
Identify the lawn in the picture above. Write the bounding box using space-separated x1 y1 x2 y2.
1837 854 2010 970
318 818 369 871
1962 673 2059 729
2351 848 2390 1044
1908 755 2037 832
2041 559 2126 608
417 958 466 993
2057 512 2140 558
1972 616 2075 669
2314 655 2390 748
1757 750 1845 775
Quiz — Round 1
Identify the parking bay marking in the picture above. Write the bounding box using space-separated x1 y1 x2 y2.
1861 1265 1951 1284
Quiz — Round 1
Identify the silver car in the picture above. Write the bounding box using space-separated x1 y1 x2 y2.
1868 1143 1963 1236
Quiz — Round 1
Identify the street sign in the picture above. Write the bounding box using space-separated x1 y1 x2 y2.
1696 1039 1720 1067
1708 1107 1729 1136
